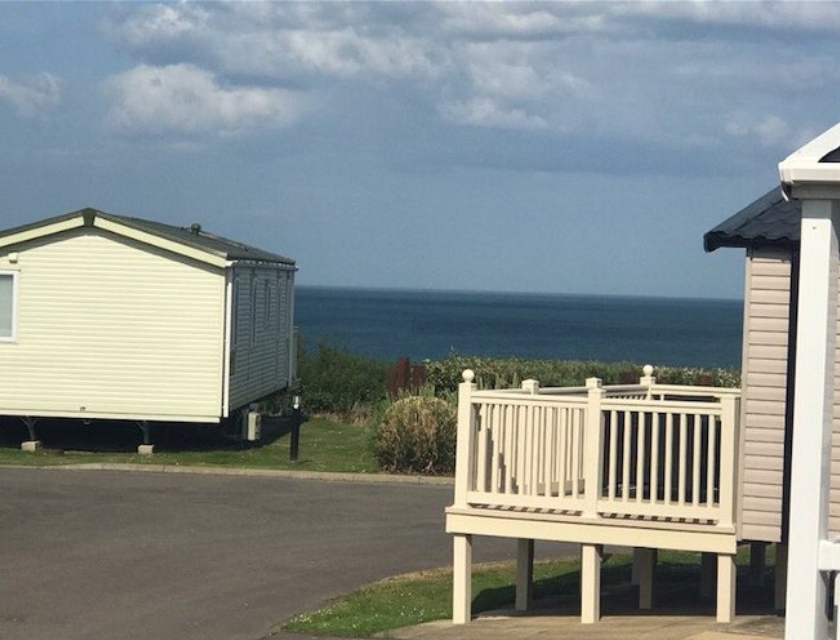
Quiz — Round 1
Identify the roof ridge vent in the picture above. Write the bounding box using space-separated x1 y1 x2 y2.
189 223 202 235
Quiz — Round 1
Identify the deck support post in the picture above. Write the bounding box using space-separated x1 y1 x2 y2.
749 542 767 587
784 198 840 640
516 539 534 611
775 543 788 611
700 552 716 599
637 548 656 610
716 554 736 623
452 534 472 624
581 543 602 624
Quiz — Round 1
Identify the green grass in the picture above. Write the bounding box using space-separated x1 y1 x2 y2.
0 417 379 473
281 547 777 637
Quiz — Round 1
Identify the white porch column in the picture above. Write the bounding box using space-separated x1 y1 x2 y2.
784 198 840 640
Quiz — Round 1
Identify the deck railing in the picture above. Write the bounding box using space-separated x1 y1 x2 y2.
453 368 741 529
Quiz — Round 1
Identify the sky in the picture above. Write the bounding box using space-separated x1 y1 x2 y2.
0 1 838 300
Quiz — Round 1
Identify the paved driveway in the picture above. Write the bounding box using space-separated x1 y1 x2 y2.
0 467 517 640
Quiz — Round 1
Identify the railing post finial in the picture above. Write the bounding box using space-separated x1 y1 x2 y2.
640 365 656 391
522 379 539 395
586 377 602 389
462 369 475 384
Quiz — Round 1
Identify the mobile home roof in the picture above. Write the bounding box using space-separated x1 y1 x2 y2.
0 208 295 266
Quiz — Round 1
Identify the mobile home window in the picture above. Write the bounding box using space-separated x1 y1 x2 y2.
0 272 17 341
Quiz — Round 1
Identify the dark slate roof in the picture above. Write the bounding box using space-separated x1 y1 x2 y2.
704 188 801 253
0 207 295 265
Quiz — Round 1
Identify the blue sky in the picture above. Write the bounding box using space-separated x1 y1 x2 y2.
1 2 838 299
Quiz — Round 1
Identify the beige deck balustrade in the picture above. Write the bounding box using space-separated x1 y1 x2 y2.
446 367 742 625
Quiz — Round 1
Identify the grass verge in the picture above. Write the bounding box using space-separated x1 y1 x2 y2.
281 547 776 638
0 417 379 473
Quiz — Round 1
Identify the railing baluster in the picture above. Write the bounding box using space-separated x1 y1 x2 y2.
707 413 717 509
476 404 488 493
636 410 645 502
554 407 569 496
546 408 553 493
491 404 501 494
522 406 532 495
570 408 579 497
692 413 701 507
678 413 687 506
650 411 660 504
577 408 585 493
664 413 673 505
608 409 618 501
549 407 558 495
622 410 631 502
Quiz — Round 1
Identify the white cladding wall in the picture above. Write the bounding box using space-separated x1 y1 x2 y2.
740 248 840 541
228 265 293 411
0 228 226 421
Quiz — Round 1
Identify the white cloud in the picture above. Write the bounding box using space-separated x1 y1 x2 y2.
725 113 815 150
614 2 840 32
106 3 208 48
104 64 305 137
440 97 547 130
0 72 61 116
98 1 840 150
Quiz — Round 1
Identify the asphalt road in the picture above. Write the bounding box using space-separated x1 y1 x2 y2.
0 467 522 640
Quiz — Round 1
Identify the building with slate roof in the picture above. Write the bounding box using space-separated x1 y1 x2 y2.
0 208 296 450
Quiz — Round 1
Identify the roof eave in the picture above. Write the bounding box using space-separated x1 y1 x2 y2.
779 120 840 195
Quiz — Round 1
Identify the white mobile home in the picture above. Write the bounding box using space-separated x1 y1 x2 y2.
0 208 296 447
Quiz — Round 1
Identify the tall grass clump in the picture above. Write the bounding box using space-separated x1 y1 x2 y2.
371 395 456 475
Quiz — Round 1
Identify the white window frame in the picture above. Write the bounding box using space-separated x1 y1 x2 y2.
0 270 19 343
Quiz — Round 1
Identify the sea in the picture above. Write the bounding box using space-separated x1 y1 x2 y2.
294 286 743 369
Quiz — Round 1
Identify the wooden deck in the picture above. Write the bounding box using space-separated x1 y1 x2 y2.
446 368 742 625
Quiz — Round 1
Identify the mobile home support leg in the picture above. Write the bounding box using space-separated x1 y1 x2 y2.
137 421 154 455
700 552 715 599
19 416 40 451
637 548 656 610
516 539 534 611
775 543 788 611
750 542 767 587
452 534 472 624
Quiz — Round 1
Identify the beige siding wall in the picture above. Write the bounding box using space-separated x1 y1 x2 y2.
0 228 226 421
739 249 792 542
228 265 294 411
739 248 840 541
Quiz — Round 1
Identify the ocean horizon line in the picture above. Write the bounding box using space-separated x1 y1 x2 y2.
295 283 742 305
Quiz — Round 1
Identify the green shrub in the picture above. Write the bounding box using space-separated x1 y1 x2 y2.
424 353 740 395
298 343 388 419
372 395 457 475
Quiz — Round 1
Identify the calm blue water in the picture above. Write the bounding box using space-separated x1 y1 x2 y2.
295 287 743 368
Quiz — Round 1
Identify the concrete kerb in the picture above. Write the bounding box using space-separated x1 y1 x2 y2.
41 463 456 486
